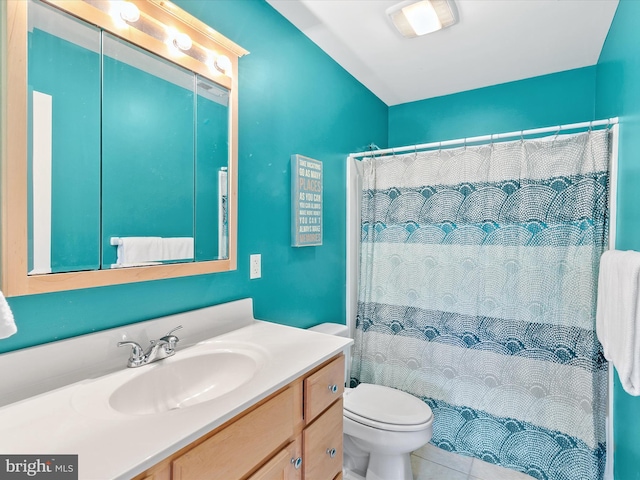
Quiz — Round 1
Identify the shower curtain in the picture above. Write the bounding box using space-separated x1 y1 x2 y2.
351 130 610 480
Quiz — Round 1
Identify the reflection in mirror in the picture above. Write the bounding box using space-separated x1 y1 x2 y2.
196 77 229 261
101 33 196 268
28 0 101 274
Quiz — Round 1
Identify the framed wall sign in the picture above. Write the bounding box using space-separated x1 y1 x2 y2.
291 154 323 247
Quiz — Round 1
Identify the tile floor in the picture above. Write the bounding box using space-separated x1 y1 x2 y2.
411 444 536 480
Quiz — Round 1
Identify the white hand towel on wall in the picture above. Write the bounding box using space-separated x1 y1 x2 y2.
0 291 17 339
596 249 640 395
162 237 194 261
116 237 163 265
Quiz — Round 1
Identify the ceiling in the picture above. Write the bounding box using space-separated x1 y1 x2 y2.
266 0 619 106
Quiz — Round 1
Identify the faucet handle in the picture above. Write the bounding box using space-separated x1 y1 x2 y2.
160 325 182 350
118 340 143 356
164 325 183 337
118 341 145 367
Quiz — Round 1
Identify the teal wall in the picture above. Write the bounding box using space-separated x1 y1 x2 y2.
389 67 597 146
0 0 388 354
596 1 640 478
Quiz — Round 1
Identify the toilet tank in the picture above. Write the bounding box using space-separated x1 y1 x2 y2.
308 323 349 337
308 323 351 385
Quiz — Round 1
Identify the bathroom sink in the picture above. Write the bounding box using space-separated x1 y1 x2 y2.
109 350 261 415
71 342 269 418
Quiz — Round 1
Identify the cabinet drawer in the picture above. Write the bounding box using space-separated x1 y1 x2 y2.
304 355 344 421
302 397 343 480
248 439 302 480
172 387 296 480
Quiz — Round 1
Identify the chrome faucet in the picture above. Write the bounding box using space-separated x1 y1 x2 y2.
118 325 183 368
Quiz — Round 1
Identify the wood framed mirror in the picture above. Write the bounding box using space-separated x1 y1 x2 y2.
1 0 248 296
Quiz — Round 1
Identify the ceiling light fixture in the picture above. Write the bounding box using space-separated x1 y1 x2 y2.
386 0 458 38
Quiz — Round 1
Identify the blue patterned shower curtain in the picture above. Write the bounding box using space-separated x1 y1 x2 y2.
351 130 610 480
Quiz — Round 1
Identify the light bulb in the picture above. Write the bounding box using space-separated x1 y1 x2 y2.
172 32 192 51
120 2 140 23
214 55 232 74
402 1 441 36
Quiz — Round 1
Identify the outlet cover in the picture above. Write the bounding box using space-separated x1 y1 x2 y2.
250 254 261 279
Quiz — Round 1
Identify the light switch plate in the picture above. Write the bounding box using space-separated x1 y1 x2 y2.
250 254 261 279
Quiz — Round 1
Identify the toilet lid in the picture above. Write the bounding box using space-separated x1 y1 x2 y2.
344 383 433 428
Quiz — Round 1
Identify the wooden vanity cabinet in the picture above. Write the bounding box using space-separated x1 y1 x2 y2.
134 354 345 480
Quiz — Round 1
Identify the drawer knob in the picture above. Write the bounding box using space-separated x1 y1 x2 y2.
291 457 302 469
328 384 338 394
326 448 337 459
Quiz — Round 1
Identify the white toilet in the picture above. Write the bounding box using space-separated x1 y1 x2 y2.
309 323 434 480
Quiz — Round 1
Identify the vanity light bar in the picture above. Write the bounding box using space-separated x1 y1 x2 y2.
102 0 227 74
41 0 248 85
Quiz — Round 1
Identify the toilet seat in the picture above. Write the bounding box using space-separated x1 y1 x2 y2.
344 383 433 433
344 408 433 432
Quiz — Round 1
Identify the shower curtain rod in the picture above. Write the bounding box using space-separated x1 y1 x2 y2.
349 117 619 159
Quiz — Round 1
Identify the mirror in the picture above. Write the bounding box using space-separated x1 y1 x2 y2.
101 33 231 267
2 0 247 295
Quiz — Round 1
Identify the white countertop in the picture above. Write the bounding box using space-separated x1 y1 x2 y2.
0 320 352 480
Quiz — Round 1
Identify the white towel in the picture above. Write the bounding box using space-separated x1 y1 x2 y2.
596 249 640 395
116 237 163 265
0 290 17 339
162 237 194 261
